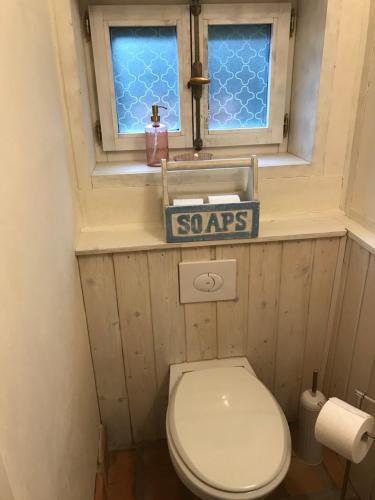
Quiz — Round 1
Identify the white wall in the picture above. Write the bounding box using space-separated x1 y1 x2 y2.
0 1 100 499
345 2 375 231
0 455 14 500
289 0 328 161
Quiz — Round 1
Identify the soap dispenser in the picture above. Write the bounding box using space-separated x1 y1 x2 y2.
145 104 169 167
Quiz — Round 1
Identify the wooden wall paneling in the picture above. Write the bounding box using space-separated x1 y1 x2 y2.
181 247 217 361
78 235 345 448
247 242 282 392
322 237 375 500
216 245 250 358
323 237 352 396
274 240 314 420
79 255 132 449
301 238 340 391
346 254 375 405
319 236 347 393
148 249 186 432
114 252 159 442
329 240 370 399
350 357 375 500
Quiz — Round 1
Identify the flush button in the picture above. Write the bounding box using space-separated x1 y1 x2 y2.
179 259 236 303
194 273 215 292
194 273 224 292
210 273 224 291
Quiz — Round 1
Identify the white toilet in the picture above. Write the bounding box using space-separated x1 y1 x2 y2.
166 357 291 500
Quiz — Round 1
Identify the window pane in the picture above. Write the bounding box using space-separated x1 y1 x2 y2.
208 24 272 131
110 26 181 134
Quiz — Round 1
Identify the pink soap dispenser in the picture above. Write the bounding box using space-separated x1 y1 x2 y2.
145 104 169 167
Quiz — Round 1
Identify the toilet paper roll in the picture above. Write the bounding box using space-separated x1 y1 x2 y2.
208 194 241 204
315 397 374 464
173 198 204 207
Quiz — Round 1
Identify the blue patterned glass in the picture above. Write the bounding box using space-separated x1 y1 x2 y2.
110 26 180 134
208 24 272 131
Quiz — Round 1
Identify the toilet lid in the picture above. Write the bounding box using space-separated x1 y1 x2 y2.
168 367 289 493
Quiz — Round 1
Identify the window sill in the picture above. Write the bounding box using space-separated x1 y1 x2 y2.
92 153 310 188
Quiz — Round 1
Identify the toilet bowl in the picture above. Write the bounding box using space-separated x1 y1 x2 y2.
166 358 291 500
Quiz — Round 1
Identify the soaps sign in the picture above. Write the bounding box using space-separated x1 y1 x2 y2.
165 202 259 243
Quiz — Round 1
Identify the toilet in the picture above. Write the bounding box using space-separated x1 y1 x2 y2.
166 357 291 500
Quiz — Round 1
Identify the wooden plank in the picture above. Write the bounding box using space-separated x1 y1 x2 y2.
216 245 249 358
302 238 340 391
346 254 375 405
148 249 186 432
320 236 347 392
274 240 314 420
114 252 159 442
181 247 217 361
323 237 352 396
247 242 282 392
99 400 132 451
329 240 370 399
78 255 132 450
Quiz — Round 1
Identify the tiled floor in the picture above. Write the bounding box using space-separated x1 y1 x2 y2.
107 437 359 500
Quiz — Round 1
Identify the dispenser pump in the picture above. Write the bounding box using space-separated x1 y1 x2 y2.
151 105 161 123
145 104 169 167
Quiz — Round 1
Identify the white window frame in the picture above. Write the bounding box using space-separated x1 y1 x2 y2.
89 5 193 152
199 3 292 147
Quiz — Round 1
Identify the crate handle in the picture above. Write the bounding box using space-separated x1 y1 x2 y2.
161 156 258 208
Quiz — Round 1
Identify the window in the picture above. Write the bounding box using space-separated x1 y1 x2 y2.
201 4 291 146
89 3 292 152
207 24 272 131
110 26 181 134
89 5 192 151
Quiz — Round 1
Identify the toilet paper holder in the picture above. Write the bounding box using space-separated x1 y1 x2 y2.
317 390 375 439
355 389 375 439
318 389 375 500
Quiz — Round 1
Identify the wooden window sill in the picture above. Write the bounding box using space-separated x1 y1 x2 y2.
92 153 310 189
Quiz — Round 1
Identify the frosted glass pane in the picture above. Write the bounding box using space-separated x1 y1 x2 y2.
110 26 180 134
208 24 272 131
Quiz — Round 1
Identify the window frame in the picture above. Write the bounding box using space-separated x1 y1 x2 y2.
89 5 193 152
199 3 292 147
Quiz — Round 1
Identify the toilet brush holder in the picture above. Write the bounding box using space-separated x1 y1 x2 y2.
297 370 327 465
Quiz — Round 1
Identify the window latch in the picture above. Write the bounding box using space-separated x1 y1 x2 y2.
188 77 211 87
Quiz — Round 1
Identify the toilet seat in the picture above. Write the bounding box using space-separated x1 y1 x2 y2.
167 365 291 499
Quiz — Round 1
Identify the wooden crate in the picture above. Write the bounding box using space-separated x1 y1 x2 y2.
161 157 260 243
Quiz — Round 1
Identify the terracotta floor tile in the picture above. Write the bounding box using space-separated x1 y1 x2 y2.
322 447 346 490
108 450 136 500
95 472 108 500
268 484 290 500
109 450 136 483
283 456 326 496
108 483 136 500
106 440 344 500
289 422 299 457
142 442 185 500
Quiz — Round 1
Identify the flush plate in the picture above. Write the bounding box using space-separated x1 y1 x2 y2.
178 259 237 303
